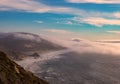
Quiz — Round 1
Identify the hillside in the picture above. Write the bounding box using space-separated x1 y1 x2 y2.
0 51 49 84
0 32 64 60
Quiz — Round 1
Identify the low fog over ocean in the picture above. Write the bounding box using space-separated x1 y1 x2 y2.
17 35 120 84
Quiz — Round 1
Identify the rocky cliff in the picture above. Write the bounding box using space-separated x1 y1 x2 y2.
0 51 49 84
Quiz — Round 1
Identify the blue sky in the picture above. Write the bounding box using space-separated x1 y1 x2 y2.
0 0 120 40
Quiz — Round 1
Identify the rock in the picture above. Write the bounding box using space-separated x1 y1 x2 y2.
0 51 49 84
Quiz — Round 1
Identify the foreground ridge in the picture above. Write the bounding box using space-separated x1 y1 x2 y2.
0 51 49 84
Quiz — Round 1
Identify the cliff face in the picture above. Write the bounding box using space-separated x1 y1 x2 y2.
0 51 49 84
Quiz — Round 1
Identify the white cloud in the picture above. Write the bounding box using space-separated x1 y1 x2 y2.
0 0 119 19
82 17 120 27
43 35 120 55
13 33 41 42
0 0 84 14
107 31 120 34
44 29 71 34
113 12 120 18
71 17 120 27
57 21 74 25
1 0 120 28
0 0 51 12
65 21 73 25
66 0 120 4
34 20 43 24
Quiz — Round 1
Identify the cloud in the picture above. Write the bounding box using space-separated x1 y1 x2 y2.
13 33 41 42
0 0 51 13
0 7 11 11
0 0 85 14
34 20 43 24
0 0 116 20
0 0 119 18
107 31 120 34
1 0 120 28
43 35 120 55
57 21 75 25
71 17 120 27
113 12 120 18
66 0 120 4
81 17 120 27
97 40 120 43
65 21 73 25
44 29 72 34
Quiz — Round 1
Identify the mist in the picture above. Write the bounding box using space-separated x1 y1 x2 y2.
42 35 120 55
14 34 120 84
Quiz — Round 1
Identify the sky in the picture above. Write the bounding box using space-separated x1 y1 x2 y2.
0 0 120 41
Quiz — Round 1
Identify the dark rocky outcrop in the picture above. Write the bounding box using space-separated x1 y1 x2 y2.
0 51 49 84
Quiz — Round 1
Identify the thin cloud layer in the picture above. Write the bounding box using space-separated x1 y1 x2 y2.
44 29 72 34
0 0 120 28
66 0 120 4
70 17 120 27
34 20 43 24
13 33 42 42
0 0 84 14
0 0 119 17
81 17 120 27
113 12 120 18
107 31 120 34
0 0 51 13
43 35 120 55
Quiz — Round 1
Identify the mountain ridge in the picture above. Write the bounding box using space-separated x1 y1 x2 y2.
0 32 64 60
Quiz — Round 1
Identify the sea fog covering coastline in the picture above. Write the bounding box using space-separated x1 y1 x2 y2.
16 34 120 84
41 35 120 55
0 32 120 84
